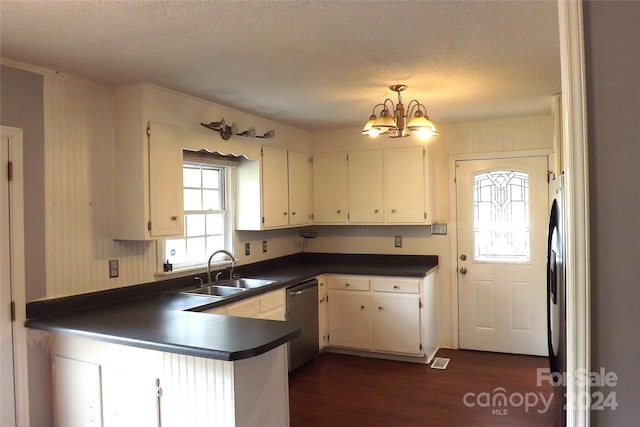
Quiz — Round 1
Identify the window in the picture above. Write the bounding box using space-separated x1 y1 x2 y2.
473 170 530 262
164 161 232 270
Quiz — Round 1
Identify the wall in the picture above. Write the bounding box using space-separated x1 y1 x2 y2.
310 115 554 347
0 65 46 301
584 1 640 425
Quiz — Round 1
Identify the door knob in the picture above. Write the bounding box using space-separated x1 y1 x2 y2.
460 254 467 261
460 267 468 275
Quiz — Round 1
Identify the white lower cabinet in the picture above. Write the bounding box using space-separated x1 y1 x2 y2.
101 366 158 427
326 274 429 357
372 293 422 355
54 356 103 427
318 276 329 349
327 290 373 349
52 332 290 427
204 288 286 321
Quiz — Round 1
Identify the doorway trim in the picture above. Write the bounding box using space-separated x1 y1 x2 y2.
1 126 30 426
558 1 590 426
448 149 552 352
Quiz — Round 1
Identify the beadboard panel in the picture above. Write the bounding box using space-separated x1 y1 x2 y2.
44 75 156 297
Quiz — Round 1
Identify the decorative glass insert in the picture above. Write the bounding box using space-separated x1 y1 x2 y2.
165 162 228 268
473 170 530 262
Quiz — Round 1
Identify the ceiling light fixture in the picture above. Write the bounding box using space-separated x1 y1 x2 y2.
362 85 439 138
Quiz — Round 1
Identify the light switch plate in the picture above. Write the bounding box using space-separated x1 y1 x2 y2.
394 236 402 248
245 242 250 256
431 223 448 235
108 259 119 278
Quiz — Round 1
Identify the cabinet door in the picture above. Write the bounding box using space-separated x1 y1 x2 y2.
288 150 311 226
312 152 348 223
225 298 260 318
102 366 158 427
318 278 329 349
348 150 384 223
373 293 422 355
148 121 184 237
328 290 372 349
262 146 290 228
385 147 426 223
54 356 103 427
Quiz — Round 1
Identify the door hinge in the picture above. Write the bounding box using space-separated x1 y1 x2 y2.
310 156 314 164
146 125 151 137
424 212 427 219
346 154 349 162
419 300 423 308
420 343 423 351
311 213 315 220
7 161 13 181
423 149 426 156
347 213 350 220
261 216 265 224
147 221 152 231
10 301 16 322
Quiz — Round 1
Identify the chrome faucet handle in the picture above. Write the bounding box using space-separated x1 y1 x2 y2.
195 276 204 287
215 271 223 282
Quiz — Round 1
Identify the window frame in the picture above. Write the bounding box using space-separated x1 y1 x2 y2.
156 155 235 276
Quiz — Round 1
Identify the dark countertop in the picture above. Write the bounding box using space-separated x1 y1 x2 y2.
26 253 437 361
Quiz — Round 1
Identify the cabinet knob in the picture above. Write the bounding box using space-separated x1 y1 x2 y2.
171 216 178 221
344 283 350 287
360 305 365 310
391 209 397 213
393 285 400 289
374 209 379 213
283 212 288 216
337 209 341 214
378 306 383 310
292 211 296 215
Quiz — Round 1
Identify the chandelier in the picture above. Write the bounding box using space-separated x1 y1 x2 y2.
362 85 439 138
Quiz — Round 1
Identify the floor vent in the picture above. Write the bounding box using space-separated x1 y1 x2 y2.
430 357 450 370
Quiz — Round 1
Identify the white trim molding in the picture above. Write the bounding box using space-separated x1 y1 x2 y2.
1 126 30 427
558 1 591 426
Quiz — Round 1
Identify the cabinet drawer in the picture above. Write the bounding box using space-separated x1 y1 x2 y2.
225 298 259 318
328 275 370 291
371 278 420 294
259 290 285 313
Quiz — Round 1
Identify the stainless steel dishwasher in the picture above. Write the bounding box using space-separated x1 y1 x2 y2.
286 279 319 372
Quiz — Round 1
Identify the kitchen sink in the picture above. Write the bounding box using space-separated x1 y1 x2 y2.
184 285 247 297
216 278 276 289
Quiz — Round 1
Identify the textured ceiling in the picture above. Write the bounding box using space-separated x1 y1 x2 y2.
0 1 560 131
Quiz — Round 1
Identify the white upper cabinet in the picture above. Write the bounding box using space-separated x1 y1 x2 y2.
113 86 183 240
261 146 290 228
311 147 433 225
237 146 311 230
312 152 349 223
287 150 312 226
348 150 384 223
385 146 427 224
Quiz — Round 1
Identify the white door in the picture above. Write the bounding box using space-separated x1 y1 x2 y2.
1 136 16 427
456 156 548 356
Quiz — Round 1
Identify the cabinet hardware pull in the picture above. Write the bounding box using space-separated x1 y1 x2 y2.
170 216 178 221
391 209 397 213
344 283 350 287
393 285 399 289
292 211 296 215
378 306 383 310
337 209 341 214
360 305 365 310
374 209 379 213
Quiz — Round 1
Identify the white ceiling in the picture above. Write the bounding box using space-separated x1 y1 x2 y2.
0 1 560 131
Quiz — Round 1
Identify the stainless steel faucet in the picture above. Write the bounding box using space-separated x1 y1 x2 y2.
207 249 237 284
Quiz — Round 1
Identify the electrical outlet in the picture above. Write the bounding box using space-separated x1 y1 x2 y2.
109 259 119 278
262 240 267 253
245 242 250 256
394 236 402 248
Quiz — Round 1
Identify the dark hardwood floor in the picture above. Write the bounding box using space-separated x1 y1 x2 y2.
289 349 562 427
